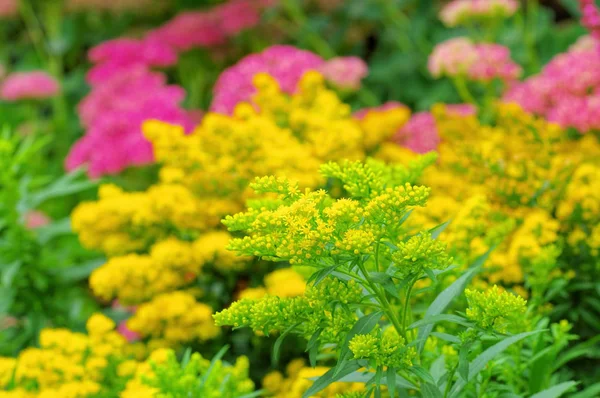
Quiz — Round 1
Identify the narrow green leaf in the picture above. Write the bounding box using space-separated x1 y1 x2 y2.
458 345 469 382
571 382 600 398
430 332 461 344
386 367 396 398
448 330 543 397
303 361 361 398
416 247 493 352
199 345 229 388
529 381 578 398
273 323 300 366
180 347 192 368
337 370 415 389
429 221 450 239
409 366 436 385
409 314 471 330
421 382 444 398
239 390 267 398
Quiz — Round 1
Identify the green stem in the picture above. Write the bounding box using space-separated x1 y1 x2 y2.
443 364 458 398
452 77 478 106
19 0 48 65
357 261 404 339
525 0 540 72
401 278 416 338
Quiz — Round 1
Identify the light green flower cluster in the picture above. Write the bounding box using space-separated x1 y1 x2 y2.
223 161 431 266
349 327 417 368
122 348 254 398
465 285 527 333
393 232 453 278
214 277 363 344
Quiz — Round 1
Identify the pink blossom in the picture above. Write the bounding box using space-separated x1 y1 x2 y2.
0 71 60 101
24 211 51 229
581 0 600 41
440 0 519 27
211 45 325 114
68 68 193 177
118 320 140 343
0 0 17 19
429 38 521 83
318 56 368 90
504 45 600 133
147 0 271 51
86 38 177 85
394 104 476 153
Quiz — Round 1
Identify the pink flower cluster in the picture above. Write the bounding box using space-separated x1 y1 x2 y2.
211 45 325 114
319 56 368 90
0 0 17 19
148 0 272 51
355 102 475 154
0 71 60 101
428 37 521 83
67 67 193 177
440 0 519 27
69 0 271 177
211 46 370 114
581 0 600 41
504 45 600 133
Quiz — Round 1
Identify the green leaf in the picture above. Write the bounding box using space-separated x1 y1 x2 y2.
51 258 105 284
199 345 229 388
272 323 300 366
0 287 15 314
303 361 361 398
421 381 444 398
409 314 472 330
239 390 267 398
386 367 396 398
306 328 322 368
458 345 469 382
448 330 544 397
26 168 96 208
416 247 493 353
409 365 436 385
1 261 21 287
180 347 192 368
529 381 578 398
429 221 450 239
337 370 415 389
333 311 383 377
571 382 600 398
430 332 461 344
36 217 72 244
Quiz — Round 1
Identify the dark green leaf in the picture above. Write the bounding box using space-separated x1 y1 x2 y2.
273 323 300 366
458 345 469 382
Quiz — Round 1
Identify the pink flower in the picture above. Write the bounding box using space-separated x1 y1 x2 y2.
581 0 600 41
147 0 271 51
211 45 325 114
68 68 193 177
395 104 475 154
318 56 368 90
428 37 479 78
118 320 140 343
440 0 519 27
24 210 51 229
0 71 60 101
504 45 600 133
0 0 18 19
429 38 522 83
86 38 177 85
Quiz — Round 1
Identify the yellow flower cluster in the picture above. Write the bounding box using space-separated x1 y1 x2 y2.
239 268 306 300
90 232 249 304
262 359 364 398
0 314 128 397
411 102 600 291
71 71 411 350
126 292 220 348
